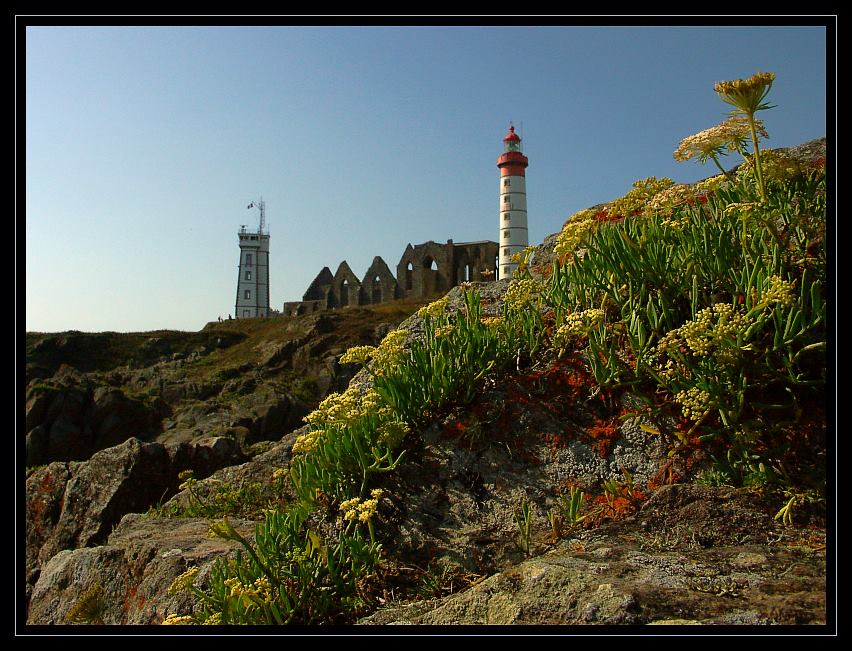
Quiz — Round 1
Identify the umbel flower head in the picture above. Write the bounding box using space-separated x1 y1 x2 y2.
554 209 598 258
715 72 776 116
675 387 711 422
339 345 376 366
417 297 449 319
504 278 543 309
339 489 384 523
554 309 606 344
674 116 768 163
162 613 194 625
167 566 200 595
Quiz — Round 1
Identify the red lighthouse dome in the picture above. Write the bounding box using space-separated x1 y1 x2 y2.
503 125 521 144
497 124 529 176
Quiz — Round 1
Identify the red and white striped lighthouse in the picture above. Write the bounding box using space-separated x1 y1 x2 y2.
497 124 529 279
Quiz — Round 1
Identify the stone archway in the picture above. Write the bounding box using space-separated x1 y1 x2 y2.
362 256 399 305
422 256 439 297
332 261 361 309
455 250 472 284
371 275 382 304
405 262 414 291
340 280 350 307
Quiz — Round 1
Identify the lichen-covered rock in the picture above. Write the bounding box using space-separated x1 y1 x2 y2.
25 436 246 600
360 487 826 626
26 515 255 625
25 462 74 591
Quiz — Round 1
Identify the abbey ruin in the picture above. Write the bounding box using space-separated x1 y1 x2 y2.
282 239 499 317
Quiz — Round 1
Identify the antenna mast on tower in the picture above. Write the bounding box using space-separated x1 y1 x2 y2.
247 198 266 234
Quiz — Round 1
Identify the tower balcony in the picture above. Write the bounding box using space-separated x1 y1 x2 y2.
497 151 529 166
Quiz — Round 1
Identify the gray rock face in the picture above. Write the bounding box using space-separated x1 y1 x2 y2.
360 485 826 626
359 529 824 626
46 416 91 463
89 387 157 451
25 380 163 466
27 515 255 625
247 394 307 444
25 391 52 433
25 437 246 599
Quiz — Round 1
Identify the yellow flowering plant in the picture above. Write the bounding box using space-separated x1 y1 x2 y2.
715 71 776 201
674 116 768 181
291 388 406 504
608 177 675 219
175 500 382 625
549 162 825 461
554 208 599 260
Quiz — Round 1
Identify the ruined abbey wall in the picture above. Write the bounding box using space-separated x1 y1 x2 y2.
282 239 499 317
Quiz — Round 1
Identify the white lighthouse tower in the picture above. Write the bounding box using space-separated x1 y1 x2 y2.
497 124 529 279
235 199 270 319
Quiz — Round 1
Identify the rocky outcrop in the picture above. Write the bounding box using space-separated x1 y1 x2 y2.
360 486 825 626
360 493 826 625
25 437 246 601
27 514 256 625
372 386 670 576
25 469 827 626
24 276 828 627
25 376 166 466
25 435 301 625
25 306 418 467
25 329 246 381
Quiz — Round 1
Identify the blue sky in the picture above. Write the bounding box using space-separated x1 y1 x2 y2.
23 23 830 333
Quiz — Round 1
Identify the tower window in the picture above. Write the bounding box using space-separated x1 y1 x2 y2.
503 195 510 203
244 290 251 299
246 254 253 267
504 248 510 256
503 230 509 238
503 213 510 221
503 179 510 187
245 270 252 280
503 266 509 275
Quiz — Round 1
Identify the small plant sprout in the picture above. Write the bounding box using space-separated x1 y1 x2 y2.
774 489 823 527
514 498 535 556
65 583 106 625
555 486 586 531
177 469 213 516
547 508 563 541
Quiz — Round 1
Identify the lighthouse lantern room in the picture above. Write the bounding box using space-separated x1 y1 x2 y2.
497 124 529 279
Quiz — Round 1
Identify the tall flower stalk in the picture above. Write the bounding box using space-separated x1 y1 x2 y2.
714 72 776 201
